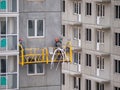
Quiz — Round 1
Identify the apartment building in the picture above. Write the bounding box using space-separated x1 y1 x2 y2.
0 0 120 90
62 0 120 90
0 0 19 89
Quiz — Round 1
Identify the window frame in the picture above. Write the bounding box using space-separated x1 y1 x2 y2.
27 19 45 38
114 86 120 90
73 77 78 88
86 28 91 41
115 32 120 46
96 4 105 17
73 27 81 40
73 1 81 15
114 59 120 74
97 30 104 44
86 54 91 67
96 82 104 90
86 2 92 16
115 5 120 19
96 56 104 70
73 52 81 64
27 63 45 75
86 79 91 90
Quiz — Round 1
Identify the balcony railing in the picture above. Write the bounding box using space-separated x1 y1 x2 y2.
62 63 81 76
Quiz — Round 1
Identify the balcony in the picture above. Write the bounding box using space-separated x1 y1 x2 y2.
62 63 81 77
0 17 18 52
0 0 18 13
83 74 109 83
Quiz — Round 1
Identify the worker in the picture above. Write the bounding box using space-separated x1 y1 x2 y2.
55 37 62 48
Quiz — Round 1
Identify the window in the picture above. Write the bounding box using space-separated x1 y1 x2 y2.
114 86 120 90
28 20 44 37
97 30 104 43
115 5 120 19
74 52 81 64
73 2 81 14
114 59 120 73
96 82 104 90
96 56 104 70
62 73 65 85
97 4 105 17
86 54 91 66
86 79 91 90
28 63 44 75
73 27 81 40
0 57 18 89
86 28 91 41
62 25 65 37
86 3 92 15
115 33 120 46
62 0 65 12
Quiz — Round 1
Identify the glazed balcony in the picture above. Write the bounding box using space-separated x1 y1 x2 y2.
0 17 18 52
0 0 18 13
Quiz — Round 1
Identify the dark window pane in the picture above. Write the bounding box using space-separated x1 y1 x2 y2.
74 77 76 88
89 29 91 41
114 87 117 90
86 29 88 40
62 25 65 37
62 73 65 85
79 3 81 14
86 3 89 15
1 21 6 34
89 80 91 90
115 6 118 18
115 60 117 73
119 34 120 46
86 79 88 90
96 82 99 90
37 63 43 73
115 33 117 45
86 54 88 66
28 64 35 74
90 3 91 15
28 20 35 36
119 6 120 19
79 78 81 90
119 61 120 73
89 55 91 66
37 20 43 36
63 1 65 12
1 59 6 73
103 5 105 16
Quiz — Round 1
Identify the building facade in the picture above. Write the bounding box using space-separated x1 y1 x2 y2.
62 0 120 90
0 0 120 90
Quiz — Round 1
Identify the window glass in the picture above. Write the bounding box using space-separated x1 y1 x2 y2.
28 20 35 36
37 64 43 73
37 20 43 36
28 64 35 74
